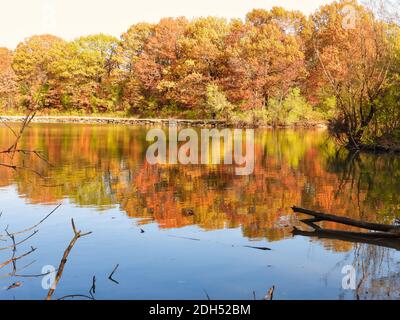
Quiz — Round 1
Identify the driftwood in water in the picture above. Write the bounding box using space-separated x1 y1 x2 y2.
291 206 400 250
292 206 400 234
292 227 400 251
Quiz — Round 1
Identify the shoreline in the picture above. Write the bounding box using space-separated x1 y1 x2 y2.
0 115 328 129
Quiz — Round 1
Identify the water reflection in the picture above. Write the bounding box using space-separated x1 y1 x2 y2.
1 124 400 247
0 123 400 299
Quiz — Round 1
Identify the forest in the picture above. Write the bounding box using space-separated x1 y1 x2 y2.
0 0 399 151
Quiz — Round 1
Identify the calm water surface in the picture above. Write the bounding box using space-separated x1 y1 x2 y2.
0 123 400 300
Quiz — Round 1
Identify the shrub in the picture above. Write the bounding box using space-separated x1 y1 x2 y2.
267 88 320 125
205 84 234 120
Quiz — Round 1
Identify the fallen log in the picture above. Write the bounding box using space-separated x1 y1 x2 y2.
292 227 400 251
292 206 400 250
292 206 400 234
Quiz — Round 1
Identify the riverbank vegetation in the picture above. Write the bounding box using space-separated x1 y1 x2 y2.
0 0 399 150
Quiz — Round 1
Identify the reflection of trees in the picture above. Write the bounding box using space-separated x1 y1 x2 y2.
348 244 400 300
325 149 400 223
0 125 399 255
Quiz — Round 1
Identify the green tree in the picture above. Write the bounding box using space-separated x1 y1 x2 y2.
205 83 233 120
12 35 64 109
48 34 120 112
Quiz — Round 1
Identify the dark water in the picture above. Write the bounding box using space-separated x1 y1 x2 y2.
0 123 400 300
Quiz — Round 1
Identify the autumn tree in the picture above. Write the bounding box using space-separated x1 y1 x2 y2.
117 23 155 111
0 48 17 109
134 17 188 112
48 34 120 112
310 0 398 149
12 35 64 109
1 2 398 135
220 8 307 110
174 17 230 111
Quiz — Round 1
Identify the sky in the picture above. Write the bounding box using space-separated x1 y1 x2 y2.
0 0 334 49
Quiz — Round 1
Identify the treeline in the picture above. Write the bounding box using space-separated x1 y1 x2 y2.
0 0 399 148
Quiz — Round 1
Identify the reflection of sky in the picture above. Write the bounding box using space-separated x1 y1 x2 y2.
0 185 388 300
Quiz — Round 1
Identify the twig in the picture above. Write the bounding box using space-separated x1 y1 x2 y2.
3 112 36 159
0 163 46 178
89 275 96 298
7 230 17 272
0 247 36 269
0 230 38 251
0 204 61 237
0 149 53 167
108 264 120 284
7 281 23 290
264 285 275 301
58 294 95 300
204 289 211 301
45 219 92 300
0 119 17 137
13 271 56 278
244 246 271 251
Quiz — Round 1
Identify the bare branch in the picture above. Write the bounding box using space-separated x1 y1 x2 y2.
45 219 92 300
0 204 61 238
0 230 38 251
108 264 120 284
0 247 36 269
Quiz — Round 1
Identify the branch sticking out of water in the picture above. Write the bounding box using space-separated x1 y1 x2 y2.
292 206 400 233
243 246 271 251
203 289 211 301
0 204 61 238
264 285 275 301
0 230 38 251
108 264 120 284
0 247 36 270
46 219 92 300
292 206 400 250
89 275 96 298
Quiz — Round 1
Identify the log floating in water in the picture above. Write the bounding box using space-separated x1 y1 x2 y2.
292 227 400 251
291 206 400 250
291 206 400 234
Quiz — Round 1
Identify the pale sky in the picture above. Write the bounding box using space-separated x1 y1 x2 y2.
0 0 334 49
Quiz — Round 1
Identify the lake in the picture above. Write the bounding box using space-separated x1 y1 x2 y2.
0 123 400 300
